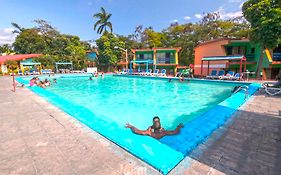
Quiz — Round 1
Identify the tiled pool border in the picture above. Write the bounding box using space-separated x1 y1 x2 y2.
16 75 260 174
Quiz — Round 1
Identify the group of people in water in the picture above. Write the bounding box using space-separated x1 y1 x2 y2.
89 72 104 80
29 77 56 88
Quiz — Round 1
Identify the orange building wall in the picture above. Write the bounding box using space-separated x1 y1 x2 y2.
194 40 230 76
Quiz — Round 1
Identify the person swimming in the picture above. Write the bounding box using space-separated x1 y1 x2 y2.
125 116 183 139
180 76 184 82
44 78 51 86
29 77 36 86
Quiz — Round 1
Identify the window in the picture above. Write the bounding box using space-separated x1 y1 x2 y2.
251 47 255 53
229 46 246 55
137 54 144 60
144 53 152 60
226 46 232 55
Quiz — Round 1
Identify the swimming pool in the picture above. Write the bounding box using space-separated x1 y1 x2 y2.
17 75 260 174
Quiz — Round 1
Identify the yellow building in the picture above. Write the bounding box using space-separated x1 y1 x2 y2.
131 47 181 75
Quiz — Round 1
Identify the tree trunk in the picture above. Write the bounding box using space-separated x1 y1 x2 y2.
256 46 264 79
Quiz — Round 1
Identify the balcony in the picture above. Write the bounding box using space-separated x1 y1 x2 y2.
244 54 255 61
273 53 281 61
156 58 176 64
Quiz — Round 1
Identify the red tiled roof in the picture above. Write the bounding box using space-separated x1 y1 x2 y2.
0 54 42 64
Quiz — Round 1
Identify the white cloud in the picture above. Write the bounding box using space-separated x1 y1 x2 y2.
195 14 203 19
171 19 179 23
184 16 191 20
215 6 243 19
0 28 17 46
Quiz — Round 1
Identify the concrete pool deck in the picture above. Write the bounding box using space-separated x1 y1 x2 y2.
0 76 281 175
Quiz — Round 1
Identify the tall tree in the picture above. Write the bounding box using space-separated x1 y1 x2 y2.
13 20 89 70
242 0 281 78
11 22 25 34
95 32 124 70
93 7 113 34
13 29 47 54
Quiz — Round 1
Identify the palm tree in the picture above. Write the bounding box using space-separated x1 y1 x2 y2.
93 7 113 34
11 22 24 34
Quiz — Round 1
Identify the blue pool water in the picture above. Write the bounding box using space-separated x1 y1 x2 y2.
17 75 260 174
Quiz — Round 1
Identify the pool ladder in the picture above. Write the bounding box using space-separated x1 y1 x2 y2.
232 85 249 100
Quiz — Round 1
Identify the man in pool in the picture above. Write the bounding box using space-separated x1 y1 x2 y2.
125 116 183 139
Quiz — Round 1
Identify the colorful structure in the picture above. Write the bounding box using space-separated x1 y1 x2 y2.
131 47 181 75
194 38 281 79
86 49 98 68
0 54 42 74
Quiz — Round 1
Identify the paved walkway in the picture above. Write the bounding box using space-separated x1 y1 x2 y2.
0 76 281 175
170 91 281 175
0 76 158 175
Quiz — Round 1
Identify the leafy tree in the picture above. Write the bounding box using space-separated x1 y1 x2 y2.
93 7 113 34
13 20 90 70
0 44 14 54
242 0 281 77
95 32 124 70
143 28 166 48
13 29 47 54
33 55 55 69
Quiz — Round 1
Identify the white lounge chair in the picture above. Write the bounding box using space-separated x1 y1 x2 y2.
152 69 159 76
220 71 235 80
206 70 217 79
264 87 281 96
18 70 23 76
159 69 167 77
214 70 225 79
145 69 152 76
230 73 242 81
262 82 281 96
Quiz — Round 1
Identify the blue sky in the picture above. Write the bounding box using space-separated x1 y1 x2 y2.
0 0 245 45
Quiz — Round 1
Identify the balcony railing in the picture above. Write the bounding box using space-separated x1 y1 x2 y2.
273 53 281 61
156 58 176 64
245 54 255 61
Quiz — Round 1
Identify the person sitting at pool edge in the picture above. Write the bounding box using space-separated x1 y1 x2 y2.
125 116 184 139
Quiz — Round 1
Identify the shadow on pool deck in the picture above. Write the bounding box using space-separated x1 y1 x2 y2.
170 91 281 175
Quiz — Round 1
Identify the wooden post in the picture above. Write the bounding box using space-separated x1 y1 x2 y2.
207 61 210 75
201 60 203 78
244 60 246 72
239 59 242 74
12 74 15 92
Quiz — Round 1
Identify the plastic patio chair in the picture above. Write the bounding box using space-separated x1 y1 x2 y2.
230 73 242 81
206 70 217 79
159 69 166 76
152 69 159 76
220 71 235 80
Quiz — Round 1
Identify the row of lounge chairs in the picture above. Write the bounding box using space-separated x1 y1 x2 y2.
41 69 54 74
121 69 167 77
17 70 40 76
206 70 241 80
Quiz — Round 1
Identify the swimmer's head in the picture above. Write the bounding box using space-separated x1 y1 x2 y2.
152 116 161 130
